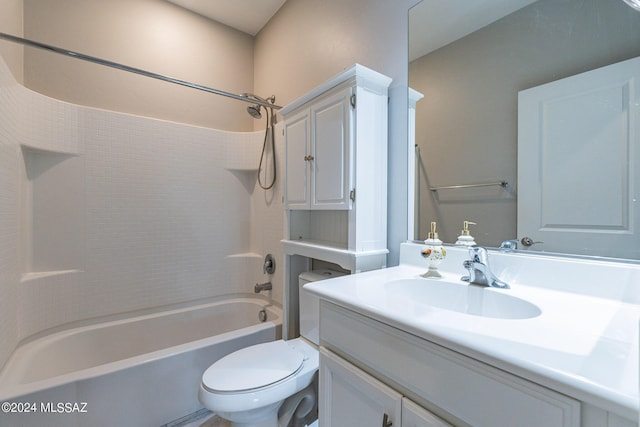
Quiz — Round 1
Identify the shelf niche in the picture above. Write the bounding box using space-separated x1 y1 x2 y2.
21 145 84 277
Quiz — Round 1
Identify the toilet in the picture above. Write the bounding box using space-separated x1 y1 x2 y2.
198 269 345 427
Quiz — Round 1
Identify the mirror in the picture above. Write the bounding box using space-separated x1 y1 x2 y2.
409 0 640 260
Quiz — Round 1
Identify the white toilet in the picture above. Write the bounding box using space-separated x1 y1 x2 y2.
198 269 344 427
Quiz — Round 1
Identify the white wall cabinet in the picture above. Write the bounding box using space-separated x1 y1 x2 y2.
280 64 392 337
284 87 352 210
281 63 390 215
280 64 391 264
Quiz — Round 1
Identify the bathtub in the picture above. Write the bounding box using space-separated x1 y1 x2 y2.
0 296 281 427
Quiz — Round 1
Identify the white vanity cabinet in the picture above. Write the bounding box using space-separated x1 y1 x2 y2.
402 398 454 427
320 347 452 427
319 301 582 427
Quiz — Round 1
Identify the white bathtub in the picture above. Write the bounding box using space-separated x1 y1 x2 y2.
0 296 282 427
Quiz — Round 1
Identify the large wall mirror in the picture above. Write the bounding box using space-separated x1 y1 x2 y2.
409 0 640 260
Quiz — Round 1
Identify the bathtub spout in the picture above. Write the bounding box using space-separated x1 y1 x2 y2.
254 282 272 293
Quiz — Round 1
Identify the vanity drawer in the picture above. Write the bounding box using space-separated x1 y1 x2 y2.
320 301 580 427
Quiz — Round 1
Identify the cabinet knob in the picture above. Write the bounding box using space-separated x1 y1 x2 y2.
382 413 393 427
304 155 315 161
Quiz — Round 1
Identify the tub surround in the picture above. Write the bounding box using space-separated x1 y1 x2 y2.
305 243 640 424
0 54 279 374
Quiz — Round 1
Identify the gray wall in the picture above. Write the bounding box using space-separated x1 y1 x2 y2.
255 0 418 266
0 0 23 82
410 0 640 246
22 0 255 131
0 0 418 371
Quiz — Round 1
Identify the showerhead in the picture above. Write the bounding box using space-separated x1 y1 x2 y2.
247 104 262 119
242 93 276 119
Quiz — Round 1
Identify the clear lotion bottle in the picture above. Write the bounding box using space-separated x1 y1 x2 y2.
455 221 477 246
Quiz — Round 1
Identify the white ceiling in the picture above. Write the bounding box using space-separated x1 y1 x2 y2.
166 0 537 60
165 0 287 35
409 0 538 61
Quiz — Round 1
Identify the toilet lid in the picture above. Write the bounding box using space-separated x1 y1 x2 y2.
202 340 304 392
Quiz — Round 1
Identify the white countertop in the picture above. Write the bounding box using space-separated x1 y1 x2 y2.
304 245 640 420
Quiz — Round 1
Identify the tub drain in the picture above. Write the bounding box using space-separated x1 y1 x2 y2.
258 309 268 322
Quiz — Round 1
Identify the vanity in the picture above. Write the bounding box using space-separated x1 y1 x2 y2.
304 242 640 427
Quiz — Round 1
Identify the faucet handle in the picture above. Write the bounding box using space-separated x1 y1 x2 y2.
461 260 473 283
468 245 489 264
499 240 518 252
462 246 510 289
263 254 276 274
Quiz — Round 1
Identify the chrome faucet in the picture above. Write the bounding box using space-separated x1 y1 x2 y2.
461 246 509 289
254 282 272 293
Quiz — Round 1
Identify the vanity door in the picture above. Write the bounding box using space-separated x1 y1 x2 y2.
319 347 401 427
402 398 452 427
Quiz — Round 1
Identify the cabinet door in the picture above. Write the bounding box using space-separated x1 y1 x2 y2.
402 398 452 427
320 348 401 427
310 87 352 210
284 110 310 209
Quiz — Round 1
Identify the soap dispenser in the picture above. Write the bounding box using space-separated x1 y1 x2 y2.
421 222 446 278
455 221 477 246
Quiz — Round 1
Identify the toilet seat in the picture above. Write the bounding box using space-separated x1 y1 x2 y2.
199 338 319 420
202 340 304 393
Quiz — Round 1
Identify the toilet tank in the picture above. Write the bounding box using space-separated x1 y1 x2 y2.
299 269 346 345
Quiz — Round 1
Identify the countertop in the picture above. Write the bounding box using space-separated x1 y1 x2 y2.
304 256 640 421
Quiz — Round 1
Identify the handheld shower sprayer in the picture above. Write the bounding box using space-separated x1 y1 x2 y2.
241 93 278 190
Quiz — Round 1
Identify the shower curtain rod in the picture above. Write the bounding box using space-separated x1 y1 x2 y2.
0 31 282 110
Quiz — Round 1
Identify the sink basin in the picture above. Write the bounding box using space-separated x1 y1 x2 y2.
385 279 541 319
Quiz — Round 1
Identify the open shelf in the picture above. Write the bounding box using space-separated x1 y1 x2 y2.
282 239 388 272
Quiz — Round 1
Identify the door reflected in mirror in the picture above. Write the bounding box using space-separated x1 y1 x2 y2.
409 0 640 260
